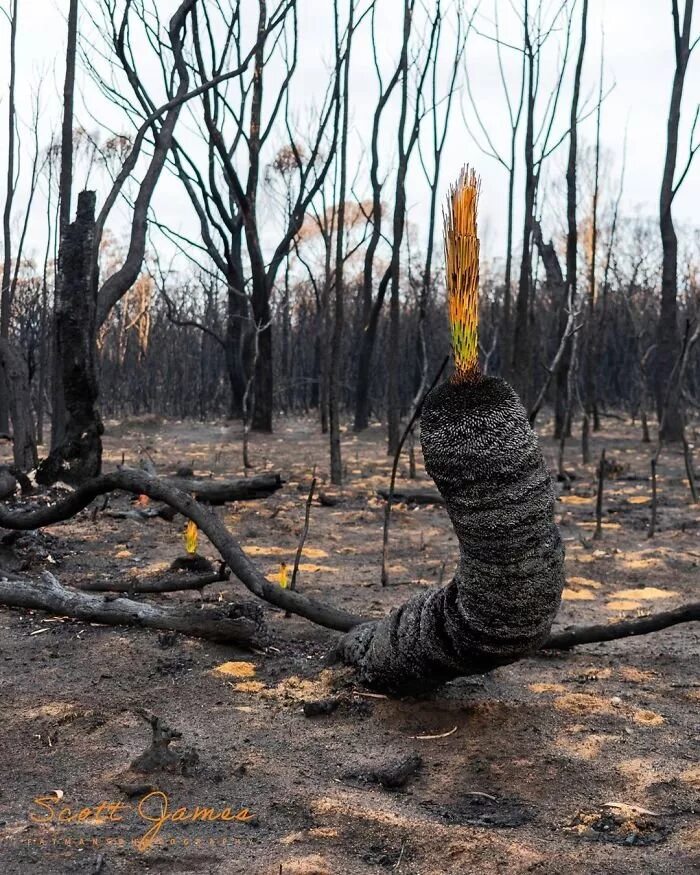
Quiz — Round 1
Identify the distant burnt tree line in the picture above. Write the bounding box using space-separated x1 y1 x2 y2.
90 214 699 435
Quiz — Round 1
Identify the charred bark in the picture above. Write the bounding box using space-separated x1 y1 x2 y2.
0 340 37 471
656 0 695 441
36 191 103 486
0 571 263 646
339 377 565 694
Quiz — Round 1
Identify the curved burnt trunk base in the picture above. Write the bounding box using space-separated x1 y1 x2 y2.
340 376 566 695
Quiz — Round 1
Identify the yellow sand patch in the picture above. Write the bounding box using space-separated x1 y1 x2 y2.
573 554 598 564
279 854 331 875
529 683 567 694
559 495 593 505
555 731 621 761
579 521 621 530
562 588 596 601
614 587 678 601
568 576 603 589
606 600 643 611
553 693 615 716
23 702 78 720
619 667 656 683
621 556 665 571
616 757 657 790
258 670 336 704
212 661 256 678
232 681 266 693
680 766 700 788
115 549 133 559
681 826 700 847
243 545 328 559
627 496 651 505
632 709 664 726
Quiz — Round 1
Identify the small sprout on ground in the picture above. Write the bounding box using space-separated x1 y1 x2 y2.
184 519 199 555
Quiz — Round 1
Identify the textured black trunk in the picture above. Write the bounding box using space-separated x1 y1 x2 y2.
656 0 694 442
224 257 247 419
353 269 390 432
36 191 103 486
0 340 37 471
340 376 565 694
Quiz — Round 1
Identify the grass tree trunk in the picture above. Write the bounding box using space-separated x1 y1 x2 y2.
340 376 565 694
36 191 103 485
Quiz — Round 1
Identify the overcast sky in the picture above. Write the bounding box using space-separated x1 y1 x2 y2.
2 0 699 277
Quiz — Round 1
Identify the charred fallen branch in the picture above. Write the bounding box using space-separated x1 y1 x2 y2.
0 468 363 632
0 571 263 645
376 487 444 506
161 472 284 503
544 602 700 651
0 469 698 686
76 563 229 594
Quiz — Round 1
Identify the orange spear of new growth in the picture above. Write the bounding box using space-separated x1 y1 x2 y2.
443 166 481 383
184 519 199 555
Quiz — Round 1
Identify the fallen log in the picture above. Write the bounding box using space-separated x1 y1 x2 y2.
0 571 263 645
162 472 283 504
0 469 364 632
76 564 229 594
376 486 444 506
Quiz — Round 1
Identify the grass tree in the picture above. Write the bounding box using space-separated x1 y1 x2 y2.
339 169 566 693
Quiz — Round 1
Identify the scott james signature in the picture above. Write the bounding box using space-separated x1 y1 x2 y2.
29 790 254 852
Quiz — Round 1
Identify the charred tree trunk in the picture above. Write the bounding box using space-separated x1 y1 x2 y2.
50 0 79 451
656 0 694 442
36 191 103 486
224 251 247 419
353 269 391 431
555 0 587 440
511 11 536 406
340 376 565 694
329 0 354 485
0 340 37 471
0 0 19 434
532 221 566 432
251 315 273 433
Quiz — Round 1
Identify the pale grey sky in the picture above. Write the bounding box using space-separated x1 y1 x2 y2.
2 0 699 278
